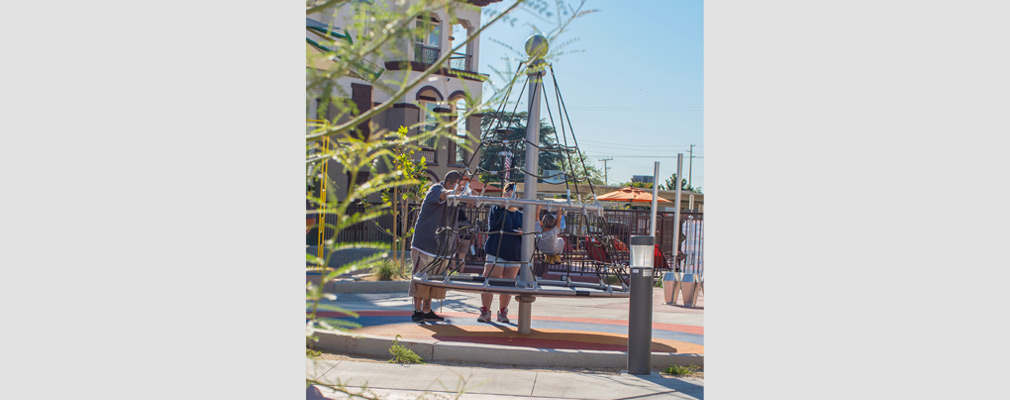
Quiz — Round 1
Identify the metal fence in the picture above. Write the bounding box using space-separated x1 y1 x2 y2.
311 203 704 275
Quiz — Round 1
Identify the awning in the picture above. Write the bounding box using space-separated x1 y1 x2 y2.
306 18 383 81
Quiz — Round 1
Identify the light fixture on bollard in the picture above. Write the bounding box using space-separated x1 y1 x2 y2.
627 235 655 375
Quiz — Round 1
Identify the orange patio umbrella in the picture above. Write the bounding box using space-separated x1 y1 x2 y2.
596 187 671 203
459 177 501 194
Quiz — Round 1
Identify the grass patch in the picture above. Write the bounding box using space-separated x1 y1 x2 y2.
389 335 424 364
372 258 407 281
663 364 701 376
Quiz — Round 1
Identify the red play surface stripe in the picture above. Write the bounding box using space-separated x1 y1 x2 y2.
312 310 702 334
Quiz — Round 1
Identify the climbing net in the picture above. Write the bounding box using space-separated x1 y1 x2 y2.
412 62 631 297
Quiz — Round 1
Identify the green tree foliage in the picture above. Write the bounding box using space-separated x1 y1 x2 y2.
570 151 605 186
662 173 700 192
478 111 563 183
305 1 597 395
305 1 527 395
478 111 603 186
376 127 428 274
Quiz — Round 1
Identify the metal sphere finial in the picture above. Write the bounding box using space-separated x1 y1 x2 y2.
524 34 548 59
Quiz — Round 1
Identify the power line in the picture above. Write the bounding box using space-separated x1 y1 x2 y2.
564 109 703 113
578 144 701 151
568 106 703 110
585 155 703 159
579 139 700 146
579 143 699 151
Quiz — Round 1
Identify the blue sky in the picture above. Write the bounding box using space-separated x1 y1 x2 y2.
477 0 704 190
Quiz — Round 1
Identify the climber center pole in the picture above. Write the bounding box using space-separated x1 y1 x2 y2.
517 34 548 335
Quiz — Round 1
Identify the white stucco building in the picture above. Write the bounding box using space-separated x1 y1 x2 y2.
307 0 501 200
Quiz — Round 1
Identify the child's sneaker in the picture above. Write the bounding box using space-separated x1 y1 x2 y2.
477 307 491 323
497 308 510 323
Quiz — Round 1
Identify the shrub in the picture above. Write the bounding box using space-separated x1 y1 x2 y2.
373 257 407 281
388 335 424 364
663 364 701 376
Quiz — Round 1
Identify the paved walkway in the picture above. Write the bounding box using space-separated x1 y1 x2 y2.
307 358 704 400
307 281 704 399
311 287 703 354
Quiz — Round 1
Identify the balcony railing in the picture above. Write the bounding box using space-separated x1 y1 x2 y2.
414 43 440 65
414 149 437 165
449 52 471 70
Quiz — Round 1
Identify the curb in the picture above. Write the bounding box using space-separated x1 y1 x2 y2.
330 280 409 293
306 276 409 294
309 329 703 370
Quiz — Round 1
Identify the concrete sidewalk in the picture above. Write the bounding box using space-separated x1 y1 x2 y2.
307 280 704 398
307 358 704 400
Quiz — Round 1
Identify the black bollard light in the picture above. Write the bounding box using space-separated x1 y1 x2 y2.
627 235 655 375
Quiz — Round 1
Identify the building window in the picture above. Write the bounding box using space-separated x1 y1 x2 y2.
414 16 441 64
419 101 439 150
453 98 468 164
449 23 471 70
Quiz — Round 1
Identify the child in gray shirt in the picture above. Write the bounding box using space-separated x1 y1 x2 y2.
537 206 565 263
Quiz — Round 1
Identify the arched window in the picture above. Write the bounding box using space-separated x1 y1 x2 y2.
416 87 443 150
452 97 469 164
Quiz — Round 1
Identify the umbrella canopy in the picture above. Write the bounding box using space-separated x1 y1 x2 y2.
596 187 672 203
459 177 501 194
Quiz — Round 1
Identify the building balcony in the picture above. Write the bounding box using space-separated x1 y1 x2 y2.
449 52 471 71
414 43 440 65
385 44 486 82
414 149 437 165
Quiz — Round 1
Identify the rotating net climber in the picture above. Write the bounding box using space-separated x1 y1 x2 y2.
410 59 633 298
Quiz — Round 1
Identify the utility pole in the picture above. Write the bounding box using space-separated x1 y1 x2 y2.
688 144 695 189
599 157 613 186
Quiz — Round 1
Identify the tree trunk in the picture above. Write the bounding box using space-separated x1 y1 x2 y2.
400 206 409 275
391 187 399 267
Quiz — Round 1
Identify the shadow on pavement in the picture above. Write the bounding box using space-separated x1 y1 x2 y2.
415 324 678 352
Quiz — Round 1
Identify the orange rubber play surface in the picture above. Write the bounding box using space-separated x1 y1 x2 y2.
351 316 704 354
